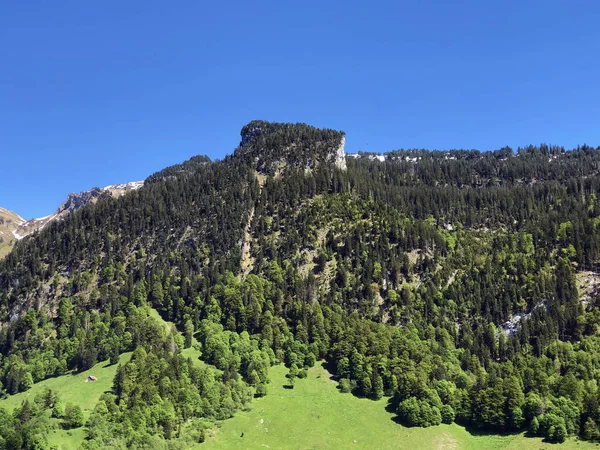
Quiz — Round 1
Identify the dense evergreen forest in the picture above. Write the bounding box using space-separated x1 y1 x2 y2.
2 120 600 448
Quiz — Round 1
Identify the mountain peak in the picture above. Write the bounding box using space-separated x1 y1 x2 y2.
235 120 346 174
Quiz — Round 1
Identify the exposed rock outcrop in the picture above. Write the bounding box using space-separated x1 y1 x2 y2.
331 136 346 171
236 120 347 175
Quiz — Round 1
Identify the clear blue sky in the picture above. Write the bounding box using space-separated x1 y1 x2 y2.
2 1 600 218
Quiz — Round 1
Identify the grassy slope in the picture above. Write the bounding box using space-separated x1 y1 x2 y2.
2 309 594 449
0 309 198 415
149 307 203 362
0 352 131 417
203 364 595 450
0 308 194 450
0 353 131 450
0 207 24 258
47 427 87 450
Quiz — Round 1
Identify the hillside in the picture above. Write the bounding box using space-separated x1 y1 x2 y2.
204 364 592 450
0 181 143 260
0 206 25 258
2 121 600 448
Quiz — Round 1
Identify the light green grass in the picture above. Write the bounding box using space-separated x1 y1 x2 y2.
0 352 131 419
149 307 203 363
202 364 596 450
149 307 174 333
46 427 87 450
0 308 202 450
0 208 22 259
3 310 593 449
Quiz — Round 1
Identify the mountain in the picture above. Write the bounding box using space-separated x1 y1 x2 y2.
2 122 600 448
0 207 26 259
0 181 144 257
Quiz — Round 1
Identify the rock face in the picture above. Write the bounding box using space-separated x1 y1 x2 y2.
236 120 347 175
331 136 347 171
240 124 263 146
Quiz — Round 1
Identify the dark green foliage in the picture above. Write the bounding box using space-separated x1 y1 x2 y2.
528 416 539 436
0 400 54 449
3 122 600 445
63 403 84 429
338 378 352 393
255 383 267 398
183 319 194 349
236 120 345 175
583 417 598 441
398 397 442 427
440 405 455 424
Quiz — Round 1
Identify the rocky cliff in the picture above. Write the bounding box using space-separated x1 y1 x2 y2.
236 120 346 175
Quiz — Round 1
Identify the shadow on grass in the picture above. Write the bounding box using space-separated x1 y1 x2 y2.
461 424 526 440
385 397 409 426
154 308 171 324
382 396 551 444
385 397 398 414
320 361 339 382
282 385 295 390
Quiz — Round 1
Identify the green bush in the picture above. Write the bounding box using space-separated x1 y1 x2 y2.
440 405 455 424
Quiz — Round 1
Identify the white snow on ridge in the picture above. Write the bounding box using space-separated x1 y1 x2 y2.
346 154 386 162
12 230 24 240
37 214 57 231
103 181 144 191
2 180 144 243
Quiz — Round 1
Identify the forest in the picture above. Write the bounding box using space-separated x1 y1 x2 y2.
2 121 600 448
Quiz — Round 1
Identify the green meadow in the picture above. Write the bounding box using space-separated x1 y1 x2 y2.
0 353 131 450
203 364 597 450
0 352 131 418
1 355 597 449
1 311 596 450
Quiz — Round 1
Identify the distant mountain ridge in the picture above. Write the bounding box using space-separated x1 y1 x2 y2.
0 207 26 259
0 181 143 258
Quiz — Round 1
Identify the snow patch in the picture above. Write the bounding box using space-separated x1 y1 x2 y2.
12 230 24 240
103 181 144 191
37 214 57 230
346 153 385 162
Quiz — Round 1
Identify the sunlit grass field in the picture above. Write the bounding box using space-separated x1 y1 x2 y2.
202 364 596 450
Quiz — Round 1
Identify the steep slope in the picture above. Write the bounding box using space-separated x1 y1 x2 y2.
0 207 26 258
16 180 145 238
233 119 346 174
2 122 600 448
0 181 144 257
